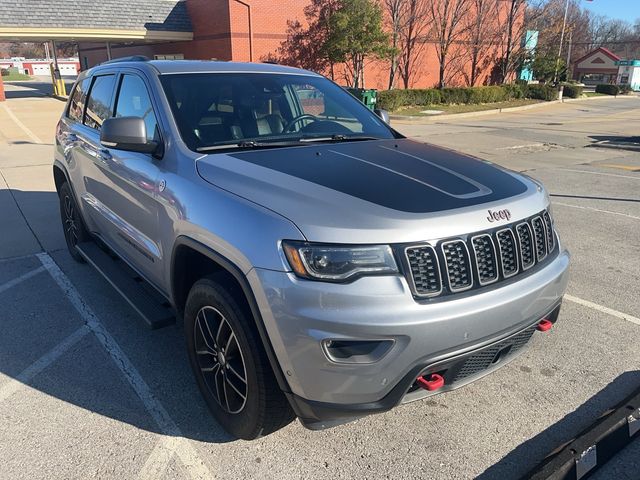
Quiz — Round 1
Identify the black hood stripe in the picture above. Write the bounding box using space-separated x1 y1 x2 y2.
377 145 492 199
229 139 528 213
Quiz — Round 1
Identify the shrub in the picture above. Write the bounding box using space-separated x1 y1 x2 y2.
524 84 557 101
595 84 619 95
502 83 525 99
377 88 442 110
0 68 8 77
618 84 632 94
562 84 583 98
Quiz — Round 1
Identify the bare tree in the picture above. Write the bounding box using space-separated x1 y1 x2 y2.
463 0 500 86
384 0 404 89
397 0 432 88
428 0 472 88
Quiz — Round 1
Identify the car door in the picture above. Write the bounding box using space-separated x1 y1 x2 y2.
75 70 165 289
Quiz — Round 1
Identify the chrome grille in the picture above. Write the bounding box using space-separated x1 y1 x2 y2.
405 246 442 297
496 229 519 278
441 240 473 292
404 209 557 300
516 223 535 270
472 234 498 285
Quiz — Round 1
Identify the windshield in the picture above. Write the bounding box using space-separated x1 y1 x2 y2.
160 72 395 152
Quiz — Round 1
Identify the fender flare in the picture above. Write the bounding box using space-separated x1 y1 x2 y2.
170 236 292 395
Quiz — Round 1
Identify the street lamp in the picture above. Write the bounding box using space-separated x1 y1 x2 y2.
553 0 570 83
555 0 594 83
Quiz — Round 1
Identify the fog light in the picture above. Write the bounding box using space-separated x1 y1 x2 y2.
322 339 394 364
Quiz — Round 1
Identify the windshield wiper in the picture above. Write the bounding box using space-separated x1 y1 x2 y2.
300 134 382 143
196 140 304 153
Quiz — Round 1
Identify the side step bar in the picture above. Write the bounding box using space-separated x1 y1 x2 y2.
76 242 175 329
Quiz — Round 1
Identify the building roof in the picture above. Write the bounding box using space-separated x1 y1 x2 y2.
574 47 622 66
0 0 192 39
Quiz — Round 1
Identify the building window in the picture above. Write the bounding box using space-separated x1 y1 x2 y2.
154 54 184 60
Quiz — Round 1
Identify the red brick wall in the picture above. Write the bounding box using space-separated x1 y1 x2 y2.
228 0 306 62
78 0 519 90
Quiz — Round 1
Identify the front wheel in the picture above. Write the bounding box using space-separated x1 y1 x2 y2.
58 182 89 262
184 276 294 439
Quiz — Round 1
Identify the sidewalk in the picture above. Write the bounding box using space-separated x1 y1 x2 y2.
0 93 66 259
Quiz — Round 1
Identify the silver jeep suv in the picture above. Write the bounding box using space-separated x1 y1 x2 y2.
54 58 570 439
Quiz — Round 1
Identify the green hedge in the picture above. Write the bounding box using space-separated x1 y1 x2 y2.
595 84 619 95
562 84 583 98
619 84 632 94
377 84 557 111
523 84 557 101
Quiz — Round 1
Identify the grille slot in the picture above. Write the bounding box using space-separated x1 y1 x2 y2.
496 229 519 278
405 246 442 297
543 211 555 252
516 223 535 270
441 240 473 292
472 234 498 285
531 216 547 261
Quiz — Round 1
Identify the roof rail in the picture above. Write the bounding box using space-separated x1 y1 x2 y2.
100 55 150 65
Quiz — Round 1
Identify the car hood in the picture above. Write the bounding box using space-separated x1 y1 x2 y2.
195 138 547 243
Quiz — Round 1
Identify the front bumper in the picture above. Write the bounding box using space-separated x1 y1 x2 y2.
248 249 570 429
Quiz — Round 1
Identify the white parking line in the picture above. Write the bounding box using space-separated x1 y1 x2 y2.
0 102 43 144
552 201 640 221
0 266 46 295
0 326 90 403
36 253 213 479
560 168 640 180
565 294 640 327
138 437 212 480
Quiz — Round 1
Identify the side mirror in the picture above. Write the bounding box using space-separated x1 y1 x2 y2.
374 109 390 124
100 116 158 154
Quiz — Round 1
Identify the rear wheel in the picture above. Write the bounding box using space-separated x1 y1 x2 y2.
58 182 89 262
184 276 294 439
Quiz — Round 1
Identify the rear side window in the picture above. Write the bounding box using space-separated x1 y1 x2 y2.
67 78 90 122
114 74 158 143
84 75 115 130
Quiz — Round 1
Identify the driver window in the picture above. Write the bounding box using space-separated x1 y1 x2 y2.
114 74 159 143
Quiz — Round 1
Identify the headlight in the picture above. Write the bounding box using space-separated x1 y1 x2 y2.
282 241 398 281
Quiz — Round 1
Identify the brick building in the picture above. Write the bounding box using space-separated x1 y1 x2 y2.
0 0 518 90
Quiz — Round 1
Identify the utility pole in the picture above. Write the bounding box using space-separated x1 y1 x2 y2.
566 30 573 80
553 0 570 83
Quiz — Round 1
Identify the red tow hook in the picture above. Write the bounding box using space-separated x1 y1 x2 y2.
416 373 445 391
537 319 554 332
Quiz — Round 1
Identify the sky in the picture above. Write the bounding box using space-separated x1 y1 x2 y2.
580 0 639 23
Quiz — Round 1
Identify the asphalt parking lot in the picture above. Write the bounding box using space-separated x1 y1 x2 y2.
0 85 639 479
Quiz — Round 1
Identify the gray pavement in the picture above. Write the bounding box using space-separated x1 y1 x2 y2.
0 92 639 479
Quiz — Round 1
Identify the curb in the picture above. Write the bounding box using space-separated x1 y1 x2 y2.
390 94 633 123
524 385 640 480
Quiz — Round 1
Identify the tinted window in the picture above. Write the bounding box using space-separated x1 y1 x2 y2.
160 73 394 151
114 75 158 143
67 78 91 122
84 75 115 130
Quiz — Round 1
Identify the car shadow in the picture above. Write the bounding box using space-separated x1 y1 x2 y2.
478 371 640 479
0 190 234 444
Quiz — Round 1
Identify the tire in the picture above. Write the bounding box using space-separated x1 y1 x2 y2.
58 182 89 263
184 276 294 439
